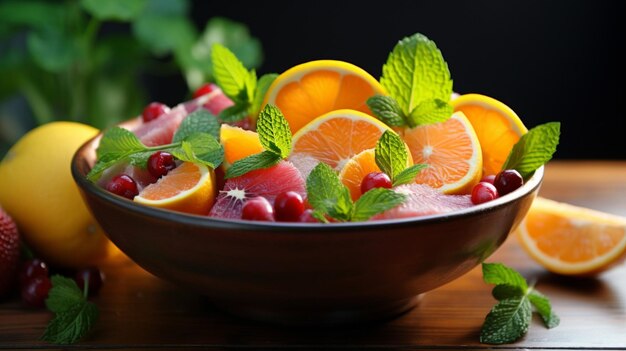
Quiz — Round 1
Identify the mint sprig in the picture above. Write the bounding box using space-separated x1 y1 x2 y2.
211 43 277 121
502 122 560 180
306 163 406 222
375 130 427 186
87 110 224 181
368 33 453 128
41 275 98 345
225 104 292 178
480 263 559 344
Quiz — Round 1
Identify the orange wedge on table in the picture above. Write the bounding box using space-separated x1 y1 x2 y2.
220 124 264 168
400 112 482 194
262 60 386 134
517 197 626 276
134 162 216 215
451 94 527 176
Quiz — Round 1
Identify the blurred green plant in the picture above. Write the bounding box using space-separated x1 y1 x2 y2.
0 0 263 157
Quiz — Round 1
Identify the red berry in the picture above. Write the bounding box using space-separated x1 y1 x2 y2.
193 83 217 99
494 169 524 196
75 267 105 296
142 102 170 123
241 197 274 221
21 276 52 308
274 191 305 222
481 174 496 184
147 151 176 178
0 207 20 297
106 174 139 200
471 182 499 204
361 172 392 194
19 258 49 287
298 209 320 223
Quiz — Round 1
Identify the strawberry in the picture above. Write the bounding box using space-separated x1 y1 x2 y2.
0 206 20 297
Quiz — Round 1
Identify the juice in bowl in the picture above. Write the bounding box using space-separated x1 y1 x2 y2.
71 33 559 324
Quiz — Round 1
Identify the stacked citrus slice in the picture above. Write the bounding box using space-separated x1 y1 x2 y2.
220 124 263 168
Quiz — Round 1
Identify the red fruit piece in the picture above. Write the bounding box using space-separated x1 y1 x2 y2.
361 172 392 194
19 258 49 287
75 267 105 296
274 191 305 222
494 169 524 196
481 174 496 184
241 197 274 221
298 209 320 223
147 151 176 178
21 276 52 308
471 182 499 205
373 184 473 220
0 207 20 297
106 174 139 199
133 105 188 147
142 102 170 123
193 83 217 99
209 161 306 220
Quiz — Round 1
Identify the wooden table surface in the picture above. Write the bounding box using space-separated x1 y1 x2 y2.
1 161 625 349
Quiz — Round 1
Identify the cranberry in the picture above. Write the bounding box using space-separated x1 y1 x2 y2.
19 259 49 287
481 174 496 184
361 172 392 194
142 102 170 123
494 169 524 196
274 191 305 222
106 174 139 200
471 182 499 205
75 267 105 296
147 151 176 178
21 276 52 308
298 209 320 223
241 197 274 221
193 83 218 99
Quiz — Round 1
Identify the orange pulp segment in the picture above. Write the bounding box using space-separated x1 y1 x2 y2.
220 124 264 168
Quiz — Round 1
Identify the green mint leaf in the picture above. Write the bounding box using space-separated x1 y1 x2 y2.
218 103 249 122
171 133 224 169
256 104 292 158
311 210 329 223
45 276 84 314
127 151 155 169
250 73 278 116
366 95 407 127
173 108 220 142
492 284 526 301
407 98 453 127
502 122 560 179
42 301 98 345
480 296 531 344
482 263 528 293
375 130 408 181
225 151 281 179
380 33 452 116
86 159 119 182
351 188 406 221
528 290 560 329
95 127 146 160
211 43 256 104
306 163 353 222
392 164 427 186
80 0 146 21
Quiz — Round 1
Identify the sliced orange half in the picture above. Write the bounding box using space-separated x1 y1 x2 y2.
134 162 216 215
290 109 393 173
262 60 386 134
517 197 626 276
399 112 482 194
451 94 527 176
220 124 264 168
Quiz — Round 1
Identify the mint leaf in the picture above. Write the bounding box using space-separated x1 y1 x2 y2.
393 164 427 186
352 188 406 221
211 43 255 104
482 262 528 293
366 95 406 127
407 98 453 127
380 33 452 117
95 127 145 160
306 163 353 222
218 104 249 123
256 104 292 158
171 133 223 168
528 291 560 329
502 122 560 180
173 108 220 142
251 73 278 116
480 296 531 344
375 130 408 181
45 276 84 313
225 151 281 179
127 151 154 169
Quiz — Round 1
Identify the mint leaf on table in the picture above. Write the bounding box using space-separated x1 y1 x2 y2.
42 275 98 345
306 163 407 222
374 130 427 186
224 104 292 178
501 122 560 180
480 263 559 345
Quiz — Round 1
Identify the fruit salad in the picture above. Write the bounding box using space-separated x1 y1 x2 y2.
87 33 560 223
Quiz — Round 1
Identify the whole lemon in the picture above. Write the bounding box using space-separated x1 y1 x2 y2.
0 122 119 268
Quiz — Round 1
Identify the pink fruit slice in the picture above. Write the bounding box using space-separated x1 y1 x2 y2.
97 163 157 192
373 184 473 220
133 105 188 147
209 161 306 220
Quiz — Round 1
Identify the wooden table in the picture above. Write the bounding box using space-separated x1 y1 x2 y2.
1 161 625 349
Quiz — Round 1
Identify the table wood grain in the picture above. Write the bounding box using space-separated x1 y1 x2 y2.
1 161 625 349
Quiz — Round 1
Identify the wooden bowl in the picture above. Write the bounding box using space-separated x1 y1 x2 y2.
71 133 542 325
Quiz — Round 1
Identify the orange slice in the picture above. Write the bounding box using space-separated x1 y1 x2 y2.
134 162 216 215
262 60 386 134
220 124 264 168
517 197 626 276
290 109 393 173
399 112 482 194
451 94 527 176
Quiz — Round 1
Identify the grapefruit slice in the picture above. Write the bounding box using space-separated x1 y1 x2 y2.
209 161 306 220
133 105 188 147
373 184 473 220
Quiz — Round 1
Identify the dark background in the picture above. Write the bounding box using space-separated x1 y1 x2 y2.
174 1 626 159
